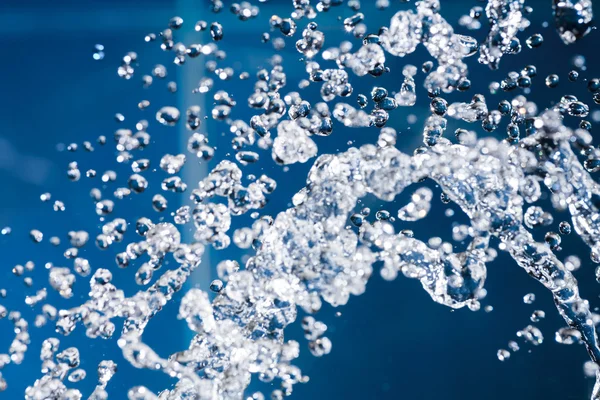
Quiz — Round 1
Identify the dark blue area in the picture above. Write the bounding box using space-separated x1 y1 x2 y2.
0 0 598 399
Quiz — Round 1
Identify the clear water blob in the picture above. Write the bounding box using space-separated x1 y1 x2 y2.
553 0 594 45
156 106 180 126
523 293 536 304
497 349 510 361
93 44 105 60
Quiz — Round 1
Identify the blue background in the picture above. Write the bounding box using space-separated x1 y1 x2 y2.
0 0 599 398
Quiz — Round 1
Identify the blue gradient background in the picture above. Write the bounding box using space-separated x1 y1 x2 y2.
0 0 598 398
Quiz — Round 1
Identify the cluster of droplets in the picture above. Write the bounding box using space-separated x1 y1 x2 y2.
25 337 117 400
2 0 600 399
478 0 530 69
378 0 476 94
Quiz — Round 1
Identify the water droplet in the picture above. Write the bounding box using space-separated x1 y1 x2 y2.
156 106 180 126
545 74 559 88
526 34 543 48
523 293 536 304
497 349 510 361
93 44 105 60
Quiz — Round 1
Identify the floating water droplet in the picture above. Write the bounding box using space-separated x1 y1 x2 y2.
523 293 536 304
160 154 186 174
68 368 87 383
553 0 594 45
296 24 324 59
152 194 168 212
545 74 560 88
210 22 224 41
195 20 207 31
156 106 180 126
584 158 600 173
555 327 582 345
531 310 545 322
430 98 448 116
545 232 562 250
517 325 544 345
559 222 572 235
29 230 43 243
209 279 224 293
128 174 148 194
526 34 544 48
380 10 422 57
497 349 510 361
93 44 105 60
169 16 183 30
567 101 589 117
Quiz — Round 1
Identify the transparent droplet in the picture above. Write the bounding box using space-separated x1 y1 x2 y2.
93 44 105 61
156 106 180 126
523 293 535 304
497 349 510 361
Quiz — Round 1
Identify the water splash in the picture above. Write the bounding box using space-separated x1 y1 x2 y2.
1 0 598 399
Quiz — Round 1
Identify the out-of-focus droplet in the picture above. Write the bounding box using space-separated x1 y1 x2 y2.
545 74 559 88
30 230 43 243
156 106 180 126
523 293 535 304
210 22 224 41
93 44 105 60
526 34 543 48
553 0 594 45
497 349 510 361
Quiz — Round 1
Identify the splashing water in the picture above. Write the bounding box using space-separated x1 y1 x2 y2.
1 0 599 399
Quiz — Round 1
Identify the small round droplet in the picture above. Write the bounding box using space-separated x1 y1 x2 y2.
587 78 600 93
210 22 224 41
430 97 448 116
497 349 510 361
375 210 390 220
523 293 535 304
152 194 168 212
30 229 43 243
545 74 559 88
584 158 600 173
350 213 364 227
559 221 571 235
526 34 543 48
156 106 180 126
93 44 105 61
545 232 561 250
498 100 512 115
530 310 545 323
568 101 589 117
210 279 224 293
568 70 579 82
169 16 184 30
